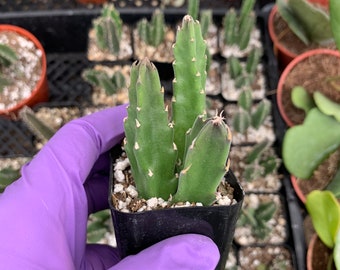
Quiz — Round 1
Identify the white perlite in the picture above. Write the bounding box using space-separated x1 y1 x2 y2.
0 30 43 110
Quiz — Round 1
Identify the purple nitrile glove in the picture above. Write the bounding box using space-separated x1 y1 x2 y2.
0 104 219 270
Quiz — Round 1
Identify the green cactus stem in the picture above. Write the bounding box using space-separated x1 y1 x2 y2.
0 167 21 193
187 0 199 20
93 4 123 55
330 0 340 51
232 89 271 134
19 106 55 141
200 9 213 38
243 140 280 182
172 15 207 166
0 44 18 67
277 0 333 46
228 48 262 89
137 9 165 47
223 0 256 50
173 114 232 205
124 58 178 199
123 15 232 205
82 68 126 95
313 91 340 122
238 201 277 239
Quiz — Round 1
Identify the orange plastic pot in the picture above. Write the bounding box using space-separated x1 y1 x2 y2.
290 175 306 204
307 234 335 270
0 25 48 118
268 5 298 70
276 48 340 127
307 0 329 8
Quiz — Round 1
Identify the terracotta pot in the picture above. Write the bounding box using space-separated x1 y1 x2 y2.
291 175 306 203
276 48 340 127
268 5 298 70
307 234 335 270
0 25 48 118
307 0 329 8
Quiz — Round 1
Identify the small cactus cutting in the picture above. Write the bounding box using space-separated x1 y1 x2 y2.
123 15 232 206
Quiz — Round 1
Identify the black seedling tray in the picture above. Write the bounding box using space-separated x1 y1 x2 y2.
0 4 306 270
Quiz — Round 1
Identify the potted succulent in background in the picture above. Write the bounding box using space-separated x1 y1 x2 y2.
276 0 340 126
221 47 266 102
87 4 133 61
0 24 48 118
225 89 275 145
282 89 340 202
268 0 335 69
276 48 340 127
82 64 130 107
219 0 261 58
133 9 175 63
305 190 340 270
109 15 244 270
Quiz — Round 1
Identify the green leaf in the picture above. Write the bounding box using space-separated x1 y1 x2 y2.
326 167 340 198
0 44 18 67
306 190 340 248
232 109 251 134
288 0 332 44
245 140 270 164
0 167 21 193
330 0 340 51
314 91 340 122
291 86 315 114
256 201 277 222
238 89 253 112
283 108 340 179
251 99 271 129
277 0 309 45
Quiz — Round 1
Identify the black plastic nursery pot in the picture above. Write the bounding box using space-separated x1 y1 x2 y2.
109 149 244 270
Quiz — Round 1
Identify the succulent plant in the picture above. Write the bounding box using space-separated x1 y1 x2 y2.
0 44 17 67
124 15 232 205
137 9 166 47
222 0 256 50
238 201 277 239
330 0 340 50
187 0 199 20
87 210 112 243
93 4 123 55
82 68 126 96
0 43 17 92
306 190 340 269
19 106 55 142
232 89 271 135
283 90 340 179
228 47 262 88
243 140 280 182
276 0 333 46
0 167 21 193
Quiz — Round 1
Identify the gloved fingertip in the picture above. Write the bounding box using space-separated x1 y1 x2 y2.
109 234 220 270
82 244 120 270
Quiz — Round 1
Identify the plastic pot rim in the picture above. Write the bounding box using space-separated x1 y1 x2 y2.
276 48 340 127
0 24 48 118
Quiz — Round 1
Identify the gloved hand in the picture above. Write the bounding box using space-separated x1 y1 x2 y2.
0 104 219 270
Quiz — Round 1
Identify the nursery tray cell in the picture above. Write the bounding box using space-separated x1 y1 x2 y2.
0 118 36 157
